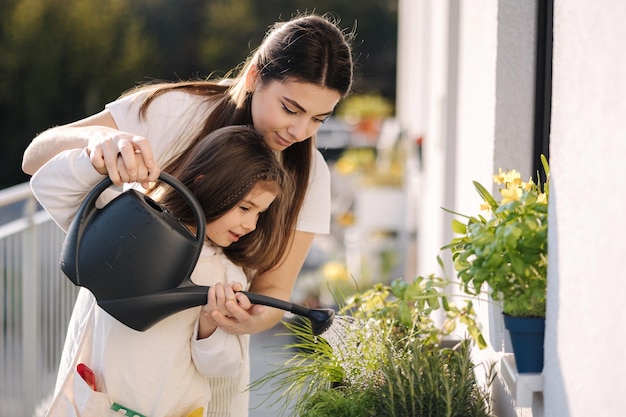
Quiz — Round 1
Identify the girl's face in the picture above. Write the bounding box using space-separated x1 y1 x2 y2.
205 183 277 247
250 79 342 151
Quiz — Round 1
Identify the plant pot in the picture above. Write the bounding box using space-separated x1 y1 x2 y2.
502 314 545 374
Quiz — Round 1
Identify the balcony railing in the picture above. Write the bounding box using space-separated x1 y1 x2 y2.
0 182 78 417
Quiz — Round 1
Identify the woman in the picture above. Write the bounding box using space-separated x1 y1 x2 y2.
31 126 292 416
23 12 354 336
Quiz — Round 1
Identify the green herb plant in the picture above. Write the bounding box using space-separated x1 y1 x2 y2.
250 270 493 417
442 155 549 317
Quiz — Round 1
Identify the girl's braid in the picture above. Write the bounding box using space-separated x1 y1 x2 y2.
207 172 275 218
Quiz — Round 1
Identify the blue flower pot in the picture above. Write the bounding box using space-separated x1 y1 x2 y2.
502 314 545 373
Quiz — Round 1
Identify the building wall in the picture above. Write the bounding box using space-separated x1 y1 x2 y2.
546 1 626 416
396 0 625 415
398 0 626 416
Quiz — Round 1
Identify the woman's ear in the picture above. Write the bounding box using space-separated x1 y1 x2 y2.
245 64 259 93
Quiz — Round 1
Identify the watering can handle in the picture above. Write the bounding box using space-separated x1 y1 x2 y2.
71 172 206 281
238 291 295 312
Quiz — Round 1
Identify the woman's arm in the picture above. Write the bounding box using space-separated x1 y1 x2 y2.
249 230 316 329
22 109 158 187
23 110 116 174
30 148 109 231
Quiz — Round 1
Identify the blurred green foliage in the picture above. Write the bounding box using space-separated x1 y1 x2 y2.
0 0 397 187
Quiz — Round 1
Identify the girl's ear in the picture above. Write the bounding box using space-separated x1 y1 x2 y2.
245 64 259 93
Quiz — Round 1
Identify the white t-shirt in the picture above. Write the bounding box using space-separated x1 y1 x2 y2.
105 88 331 234
31 148 250 417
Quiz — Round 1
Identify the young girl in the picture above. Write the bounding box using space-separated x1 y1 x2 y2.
22 12 355 337
30 126 292 417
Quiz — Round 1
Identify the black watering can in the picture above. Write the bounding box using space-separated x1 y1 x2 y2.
60 173 335 335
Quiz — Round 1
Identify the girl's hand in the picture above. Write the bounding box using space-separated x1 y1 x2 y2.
86 127 159 188
198 282 265 338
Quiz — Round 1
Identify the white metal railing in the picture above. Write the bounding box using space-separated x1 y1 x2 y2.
0 182 78 417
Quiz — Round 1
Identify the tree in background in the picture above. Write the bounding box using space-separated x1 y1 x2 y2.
0 0 397 187
0 0 157 187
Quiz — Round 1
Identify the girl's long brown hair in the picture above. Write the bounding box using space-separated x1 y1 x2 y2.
154 126 292 274
126 13 354 272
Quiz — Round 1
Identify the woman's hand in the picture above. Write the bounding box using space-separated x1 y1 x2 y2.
87 127 159 188
22 108 160 180
198 282 266 339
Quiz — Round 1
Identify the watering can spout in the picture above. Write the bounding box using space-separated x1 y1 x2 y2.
241 291 335 336
98 287 337 334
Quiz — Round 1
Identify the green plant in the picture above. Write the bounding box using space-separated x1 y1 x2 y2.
342 272 486 349
379 338 494 417
299 386 380 417
250 273 492 417
334 146 404 187
442 156 549 317
336 93 394 121
249 318 344 416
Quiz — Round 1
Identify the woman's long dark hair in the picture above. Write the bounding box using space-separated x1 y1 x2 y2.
154 126 292 274
129 13 354 272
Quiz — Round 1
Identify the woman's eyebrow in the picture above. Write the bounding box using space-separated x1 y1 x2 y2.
241 199 259 208
283 97 334 117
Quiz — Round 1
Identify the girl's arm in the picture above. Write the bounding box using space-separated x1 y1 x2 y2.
22 109 158 188
191 257 250 377
210 230 316 334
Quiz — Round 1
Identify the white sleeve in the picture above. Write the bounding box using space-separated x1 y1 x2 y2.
105 89 207 166
189 250 249 378
30 148 116 232
191 325 248 378
296 149 331 234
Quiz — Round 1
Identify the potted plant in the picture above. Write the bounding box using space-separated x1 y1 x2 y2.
335 93 394 141
250 273 494 417
442 155 549 373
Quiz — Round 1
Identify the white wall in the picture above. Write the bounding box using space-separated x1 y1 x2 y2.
398 0 626 416
398 0 453 278
455 3 537 416
396 1 539 416
546 1 626 416
453 0 501 349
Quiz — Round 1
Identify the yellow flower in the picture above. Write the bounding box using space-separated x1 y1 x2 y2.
335 158 358 175
500 183 522 204
480 202 492 211
537 193 547 204
336 211 355 226
521 180 534 192
323 261 350 282
493 170 505 184
502 169 522 185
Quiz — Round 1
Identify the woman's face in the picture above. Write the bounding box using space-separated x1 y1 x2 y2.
205 183 277 247
250 79 342 151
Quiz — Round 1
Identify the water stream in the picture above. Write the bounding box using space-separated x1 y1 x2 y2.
317 315 386 388
317 314 355 354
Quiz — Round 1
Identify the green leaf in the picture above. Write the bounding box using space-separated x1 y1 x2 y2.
441 296 451 311
451 219 468 234
441 206 473 219
473 181 499 212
